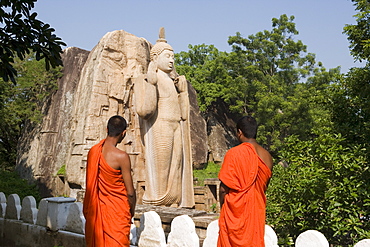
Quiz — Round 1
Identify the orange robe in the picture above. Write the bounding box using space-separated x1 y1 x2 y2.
83 139 131 247
218 142 272 247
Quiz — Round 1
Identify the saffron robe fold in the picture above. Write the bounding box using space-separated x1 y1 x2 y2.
83 139 131 247
218 142 272 247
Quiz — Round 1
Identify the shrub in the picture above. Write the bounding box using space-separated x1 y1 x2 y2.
266 133 370 246
193 162 221 186
0 169 41 202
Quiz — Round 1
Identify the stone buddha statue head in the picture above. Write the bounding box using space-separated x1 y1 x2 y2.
150 28 174 73
147 27 177 83
150 41 173 62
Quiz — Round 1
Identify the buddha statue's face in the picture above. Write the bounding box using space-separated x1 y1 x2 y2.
156 49 174 73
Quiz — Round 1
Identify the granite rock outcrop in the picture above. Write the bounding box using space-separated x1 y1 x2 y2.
16 47 90 197
16 30 235 199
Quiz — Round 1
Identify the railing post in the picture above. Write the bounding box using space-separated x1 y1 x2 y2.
45 197 76 231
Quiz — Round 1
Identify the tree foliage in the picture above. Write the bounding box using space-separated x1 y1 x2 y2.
334 0 370 152
0 54 61 170
0 170 41 202
0 0 66 82
266 133 370 246
176 15 340 154
177 9 370 245
331 67 370 149
176 44 230 112
343 0 370 62
265 3 370 245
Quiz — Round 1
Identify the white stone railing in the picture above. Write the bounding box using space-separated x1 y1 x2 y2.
0 192 369 247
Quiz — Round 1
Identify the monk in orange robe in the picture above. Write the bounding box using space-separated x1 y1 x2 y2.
218 116 273 247
83 115 136 247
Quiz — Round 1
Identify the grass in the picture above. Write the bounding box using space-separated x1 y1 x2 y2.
193 162 221 186
0 169 41 202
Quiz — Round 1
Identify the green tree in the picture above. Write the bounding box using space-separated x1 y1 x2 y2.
176 44 231 113
333 0 370 150
224 15 337 151
331 67 370 149
343 0 370 62
0 54 61 170
266 3 370 245
225 15 316 112
0 170 41 202
267 133 370 246
175 8 369 246
0 0 65 82
176 15 340 153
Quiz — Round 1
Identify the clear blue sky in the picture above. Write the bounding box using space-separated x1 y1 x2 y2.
34 0 360 73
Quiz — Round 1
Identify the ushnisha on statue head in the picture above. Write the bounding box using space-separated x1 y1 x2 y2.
147 27 178 84
150 27 174 61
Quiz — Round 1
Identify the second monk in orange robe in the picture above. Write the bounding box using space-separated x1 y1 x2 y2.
218 116 273 247
83 115 136 247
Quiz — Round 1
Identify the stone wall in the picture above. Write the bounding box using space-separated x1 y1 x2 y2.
0 192 269 247
2 192 367 247
194 178 220 213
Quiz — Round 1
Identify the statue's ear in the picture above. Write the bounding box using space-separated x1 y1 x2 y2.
152 54 158 63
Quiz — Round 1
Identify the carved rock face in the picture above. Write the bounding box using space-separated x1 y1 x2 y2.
64 30 152 198
16 30 214 199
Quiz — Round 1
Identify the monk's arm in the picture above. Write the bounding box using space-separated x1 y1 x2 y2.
262 150 273 171
219 182 230 209
256 146 274 188
120 153 136 219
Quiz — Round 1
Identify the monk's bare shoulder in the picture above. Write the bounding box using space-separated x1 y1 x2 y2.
254 144 273 171
114 149 130 166
113 148 129 159
102 146 130 170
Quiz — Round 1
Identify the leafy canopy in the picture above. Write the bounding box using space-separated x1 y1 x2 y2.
0 53 61 170
176 44 230 112
343 0 370 62
265 3 370 246
0 0 66 82
333 0 370 152
267 133 370 246
177 10 370 246
176 15 340 154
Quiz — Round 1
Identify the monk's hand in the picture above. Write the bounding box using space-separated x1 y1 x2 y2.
174 75 187 93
